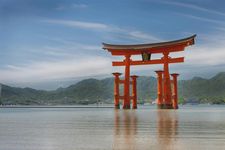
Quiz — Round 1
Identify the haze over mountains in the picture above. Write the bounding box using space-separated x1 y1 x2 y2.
1 72 225 105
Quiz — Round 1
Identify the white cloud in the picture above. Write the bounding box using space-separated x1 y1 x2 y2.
72 4 88 9
56 3 88 10
43 19 109 31
43 19 160 43
184 46 225 66
128 31 161 42
178 14 225 25
0 55 112 84
0 41 109 84
160 1 225 17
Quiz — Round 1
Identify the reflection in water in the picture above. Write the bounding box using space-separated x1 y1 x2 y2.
113 110 178 150
113 110 137 149
113 110 138 149
157 110 178 150
1 107 225 150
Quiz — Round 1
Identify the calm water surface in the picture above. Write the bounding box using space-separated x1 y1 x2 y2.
0 105 225 150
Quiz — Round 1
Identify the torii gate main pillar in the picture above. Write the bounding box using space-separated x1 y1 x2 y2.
123 55 131 109
163 52 173 109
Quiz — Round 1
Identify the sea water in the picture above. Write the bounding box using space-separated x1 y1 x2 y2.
0 105 225 150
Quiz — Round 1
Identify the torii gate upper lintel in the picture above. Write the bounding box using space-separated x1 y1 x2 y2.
102 34 196 109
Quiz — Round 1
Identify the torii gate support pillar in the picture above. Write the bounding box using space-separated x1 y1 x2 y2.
131 75 138 109
112 72 122 109
171 73 179 109
155 70 164 109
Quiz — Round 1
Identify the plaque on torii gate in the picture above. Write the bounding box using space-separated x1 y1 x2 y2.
102 35 196 109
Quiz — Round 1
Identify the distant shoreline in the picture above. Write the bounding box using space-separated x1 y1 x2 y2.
0 104 224 109
0 105 114 108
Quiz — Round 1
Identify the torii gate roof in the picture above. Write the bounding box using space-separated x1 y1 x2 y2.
103 34 196 55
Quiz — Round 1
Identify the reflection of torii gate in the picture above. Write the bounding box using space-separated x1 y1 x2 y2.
102 35 196 109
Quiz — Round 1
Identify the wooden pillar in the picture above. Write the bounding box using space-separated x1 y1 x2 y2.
155 70 164 109
171 73 179 109
123 54 131 109
131 75 138 109
112 72 122 109
163 52 173 109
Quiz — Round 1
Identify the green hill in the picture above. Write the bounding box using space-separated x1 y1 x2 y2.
179 72 225 104
1 72 225 105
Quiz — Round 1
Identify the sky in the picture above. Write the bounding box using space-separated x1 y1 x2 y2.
1 0 225 90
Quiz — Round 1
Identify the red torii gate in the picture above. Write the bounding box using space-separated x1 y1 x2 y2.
102 35 196 109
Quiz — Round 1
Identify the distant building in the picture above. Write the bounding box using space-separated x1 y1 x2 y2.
0 84 1 97
185 99 199 105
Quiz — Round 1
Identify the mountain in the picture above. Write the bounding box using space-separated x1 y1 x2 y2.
179 72 225 104
0 85 48 105
1 72 225 105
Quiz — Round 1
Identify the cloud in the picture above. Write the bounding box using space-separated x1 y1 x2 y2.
56 3 88 10
127 31 161 42
178 14 225 25
184 46 225 66
39 43 100 57
0 39 112 89
72 4 88 9
43 19 161 42
0 55 112 84
43 19 109 31
160 1 225 17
